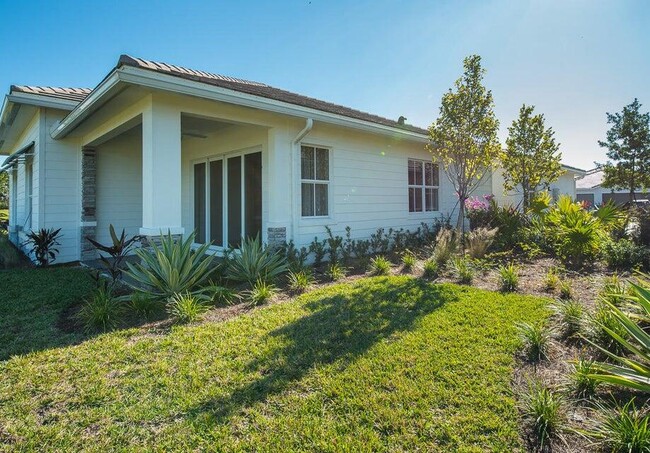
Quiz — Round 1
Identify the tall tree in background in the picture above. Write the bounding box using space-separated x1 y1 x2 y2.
501 104 563 211
598 99 650 202
0 171 8 209
427 55 501 230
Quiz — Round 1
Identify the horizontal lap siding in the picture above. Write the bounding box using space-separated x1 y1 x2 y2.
43 109 82 263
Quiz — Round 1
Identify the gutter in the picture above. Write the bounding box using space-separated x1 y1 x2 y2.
290 119 314 243
0 141 35 174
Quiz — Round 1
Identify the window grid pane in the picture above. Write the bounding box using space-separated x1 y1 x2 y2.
409 187 423 212
425 188 439 212
315 147 329 181
301 146 315 180
314 183 328 216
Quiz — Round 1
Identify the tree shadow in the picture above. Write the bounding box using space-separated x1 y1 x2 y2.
183 277 457 426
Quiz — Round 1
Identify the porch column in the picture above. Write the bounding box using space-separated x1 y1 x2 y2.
80 147 97 261
139 101 184 241
266 128 293 248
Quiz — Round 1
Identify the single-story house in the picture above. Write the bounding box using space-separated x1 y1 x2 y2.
0 55 582 264
576 169 648 206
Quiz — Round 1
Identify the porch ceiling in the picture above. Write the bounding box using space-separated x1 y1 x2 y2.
181 113 235 139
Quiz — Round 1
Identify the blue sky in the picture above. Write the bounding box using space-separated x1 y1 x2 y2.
0 0 648 169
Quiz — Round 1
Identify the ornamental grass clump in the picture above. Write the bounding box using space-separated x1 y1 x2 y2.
432 228 457 268
226 235 288 285
498 263 519 292
521 380 565 448
166 293 209 324
401 250 416 272
287 269 314 293
451 256 474 284
543 269 560 293
76 286 124 333
326 263 346 282
552 298 584 338
589 400 650 453
466 227 498 259
517 322 551 362
370 256 391 276
422 259 439 279
247 279 276 306
566 357 600 398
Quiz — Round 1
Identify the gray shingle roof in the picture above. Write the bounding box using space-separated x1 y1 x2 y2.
10 85 92 103
117 55 428 135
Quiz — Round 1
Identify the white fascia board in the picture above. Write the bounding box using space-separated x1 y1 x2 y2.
6 93 78 111
53 65 429 143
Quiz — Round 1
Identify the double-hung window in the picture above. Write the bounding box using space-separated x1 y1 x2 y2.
301 145 329 217
408 159 439 212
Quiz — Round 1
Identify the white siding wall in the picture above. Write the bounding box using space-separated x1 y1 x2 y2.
95 128 143 245
491 167 578 208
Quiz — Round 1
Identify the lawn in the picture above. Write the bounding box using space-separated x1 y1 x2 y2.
0 270 548 451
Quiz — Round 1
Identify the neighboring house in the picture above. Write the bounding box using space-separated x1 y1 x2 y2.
489 164 586 208
576 169 649 206
0 55 583 264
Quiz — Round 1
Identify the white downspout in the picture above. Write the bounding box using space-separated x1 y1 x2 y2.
291 118 313 245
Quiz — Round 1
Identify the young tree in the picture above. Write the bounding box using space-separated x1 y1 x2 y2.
427 55 501 230
501 104 563 210
598 99 650 202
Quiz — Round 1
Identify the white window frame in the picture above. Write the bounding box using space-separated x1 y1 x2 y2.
300 144 331 218
408 158 439 213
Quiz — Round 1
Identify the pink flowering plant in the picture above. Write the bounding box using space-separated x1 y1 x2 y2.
465 194 495 229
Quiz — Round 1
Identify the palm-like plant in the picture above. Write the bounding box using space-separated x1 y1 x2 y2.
86 224 142 284
23 228 61 266
125 231 217 300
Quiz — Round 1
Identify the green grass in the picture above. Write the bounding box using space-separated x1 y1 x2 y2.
0 272 548 451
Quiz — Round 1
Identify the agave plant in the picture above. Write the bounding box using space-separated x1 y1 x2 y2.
225 235 288 286
587 275 650 392
86 224 143 285
125 231 218 300
23 228 62 266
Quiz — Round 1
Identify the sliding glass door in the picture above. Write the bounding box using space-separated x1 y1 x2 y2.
193 150 262 248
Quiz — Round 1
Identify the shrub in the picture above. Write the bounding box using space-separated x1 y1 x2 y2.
86 225 142 285
451 256 474 284
559 280 573 300
166 293 209 324
226 235 288 285
247 279 276 306
126 232 219 300
309 237 327 267
325 226 343 265
432 228 457 267
543 269 560 292
129 291 161 320
279 240 309 272
520 380 564 448
517 322 551 362
326 263 346 281
602 238 648 271
600 274 628 307
401 250 416 272
588 302 629 356
589 400 650 453
422 259 439 279
465 194 493 230
76 286 124 333
466 227 498 259
370 256 391 276
552 299 584 337
498 263 519 292
23 228 61 266
287 269 314 293
567 358 600 398
491 204 526 251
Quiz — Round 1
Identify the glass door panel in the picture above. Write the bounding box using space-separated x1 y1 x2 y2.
193 162 206 243
244 152 262 240
227 156 242 248
209 160 223 246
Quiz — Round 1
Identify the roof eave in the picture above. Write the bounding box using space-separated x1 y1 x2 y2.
52 66 429 142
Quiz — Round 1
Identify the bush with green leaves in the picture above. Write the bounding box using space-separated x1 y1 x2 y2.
23 228 61 267
76 286 124 333
309 237 327 267
326 263 345 281
552 299 584 338
466 227 498 259
498 263 519 292
422 259 439 279
126 231 218 300
602 238 648 271
247 279 276 306
225 235 288 285
517 322 551 362
451 256 474 284
401 250 416 271
588 399 650 452
287 269 314 293
166 293 209 324
520 380 565 448
370 256 391 276
566 357 600 398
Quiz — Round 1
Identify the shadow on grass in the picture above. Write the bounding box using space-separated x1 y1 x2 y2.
184 276 457 426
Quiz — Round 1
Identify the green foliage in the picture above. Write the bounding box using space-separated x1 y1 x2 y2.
401 249 416 271
126 231 217 300
520 380 565 448
23 228 61 266
369 256 391 276
426 55 501 230
559 279 574 300
0 232 22 269
502 104 564 210
451 256 474 284
86 224 143 285
246 279 276 306
598 99 650 200
600 274 628 307
602 238 648 271
588 302 630 356
422 259 439 279
498 263 519 292
129 291 161 320
517 322 551 362
225 235 288 285
491 204 526 251
326 263 346 282
76 286 124 333
589 400 650 453
543 269 560 292
166 293 209 324
432 228 457 267
309 237 327 267
287 269 314 293
466 227 498 259
552 299 584 337
567 358 600 398
325 226 343 265
278 240 309 272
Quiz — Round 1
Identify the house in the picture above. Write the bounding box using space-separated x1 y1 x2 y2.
0 55 580 264
490 164 586 208
576 169 649 206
